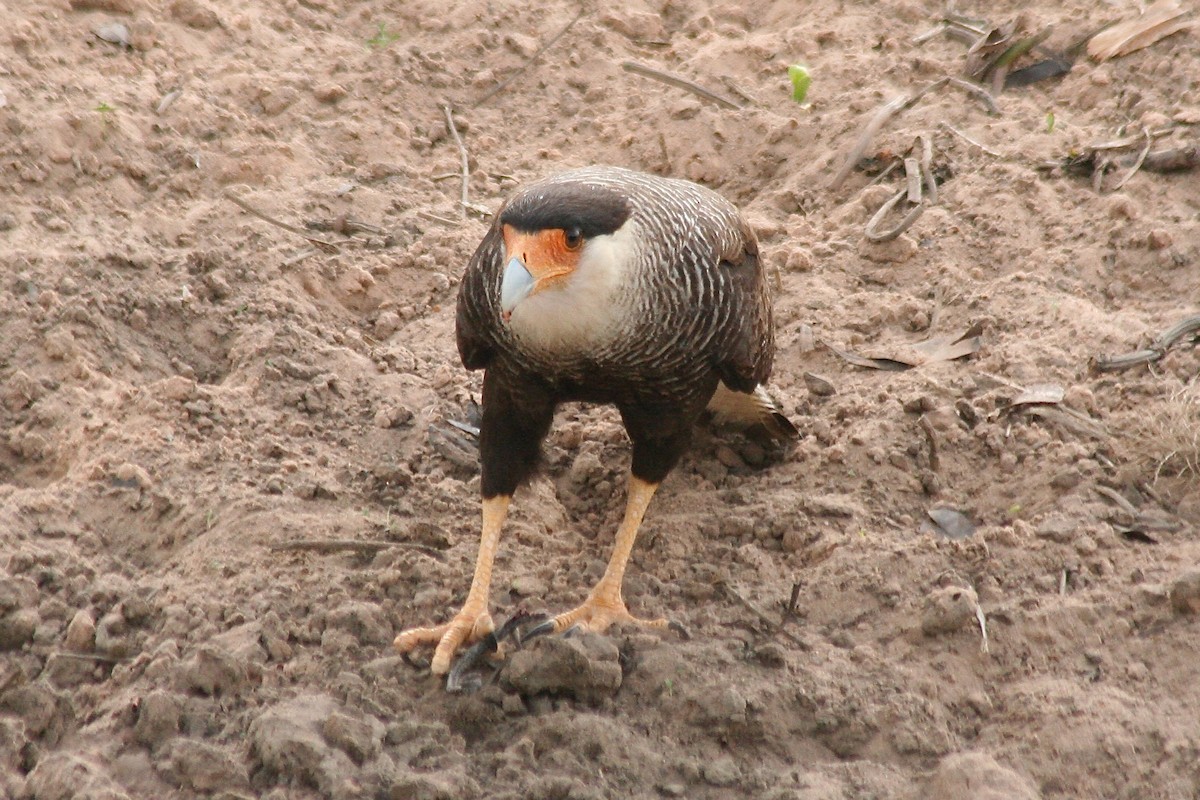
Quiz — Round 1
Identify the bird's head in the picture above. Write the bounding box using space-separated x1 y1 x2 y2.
496 179 635 350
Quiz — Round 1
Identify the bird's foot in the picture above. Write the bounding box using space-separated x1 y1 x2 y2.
526 594 689 641
394 606 494 676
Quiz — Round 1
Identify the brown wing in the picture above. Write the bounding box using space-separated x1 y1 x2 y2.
455 220 506 371
714 216 774 394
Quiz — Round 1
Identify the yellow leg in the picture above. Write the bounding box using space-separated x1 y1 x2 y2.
543 475 673 635
394 494 510 675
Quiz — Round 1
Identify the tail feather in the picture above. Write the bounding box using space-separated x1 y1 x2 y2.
705 382 799 441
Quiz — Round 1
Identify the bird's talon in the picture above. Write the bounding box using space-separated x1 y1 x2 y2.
522 619 557 641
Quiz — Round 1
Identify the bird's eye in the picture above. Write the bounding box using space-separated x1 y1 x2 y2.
563 228 584 251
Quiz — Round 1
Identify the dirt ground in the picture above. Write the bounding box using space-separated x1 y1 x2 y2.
2 0 1199 798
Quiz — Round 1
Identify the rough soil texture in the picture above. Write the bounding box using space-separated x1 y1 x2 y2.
2 1 1199 799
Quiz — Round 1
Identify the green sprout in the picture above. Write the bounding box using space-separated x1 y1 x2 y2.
367 23 399 49
94 101 116 114
1045 111 1056 133
788 64 811 105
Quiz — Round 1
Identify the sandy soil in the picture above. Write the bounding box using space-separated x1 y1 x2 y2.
2 0 1199 798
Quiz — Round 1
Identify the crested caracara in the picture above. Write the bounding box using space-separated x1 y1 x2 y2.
395 166 796 676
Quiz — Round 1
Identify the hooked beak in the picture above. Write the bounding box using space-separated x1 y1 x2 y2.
500 256 534 321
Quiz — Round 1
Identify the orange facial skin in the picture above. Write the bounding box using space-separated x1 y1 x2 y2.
502 223 583 296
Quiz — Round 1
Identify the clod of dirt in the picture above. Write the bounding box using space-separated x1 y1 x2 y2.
501 633 623 705
0 683 74 746
322 710 385 765
921 586 979 637
1169 569 1200 614
133 690 183 751
250 693 359 794
926 751 1039 800
23 751 125 800
170 0 222 31
687 684 749 730
323 601 392 647
176 644 251 697
1034 513 1077 543
0 576 37 615
0 608 38 650
94 609 129 658
159 737 248 791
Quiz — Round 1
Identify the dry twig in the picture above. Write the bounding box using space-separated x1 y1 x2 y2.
271 539 444 559
225 191 339 251
720 581 811 650
1092 315 1200 372
1107 129 1154 192
940 123 1004 157
443 104 471 217
621 61 744 110
830 79 956 190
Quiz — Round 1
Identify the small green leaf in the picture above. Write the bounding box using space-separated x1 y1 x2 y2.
1045 111 1055 133
94 101 116 114
367 23 399 49
788 64 811 105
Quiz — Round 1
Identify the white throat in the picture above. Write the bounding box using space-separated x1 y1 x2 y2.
506 222 639 355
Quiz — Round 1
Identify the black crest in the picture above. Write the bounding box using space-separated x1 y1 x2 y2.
500 181 631 238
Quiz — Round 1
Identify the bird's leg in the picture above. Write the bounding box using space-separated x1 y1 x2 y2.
531 475 683 638
394 494 510 675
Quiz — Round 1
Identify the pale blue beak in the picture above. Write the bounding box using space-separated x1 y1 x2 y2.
500 256 534 318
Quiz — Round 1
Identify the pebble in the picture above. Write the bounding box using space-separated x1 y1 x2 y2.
0 608 38 650
313 84 347 103
1146 229 1173 250
1169 569 1200 614
64 609 96 652
803 372 836 397
509 574 547 597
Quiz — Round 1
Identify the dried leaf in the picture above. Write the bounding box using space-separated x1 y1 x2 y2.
821 340 912 371
823 324 983 372
964 18 1021 79
1010 383 1065 407
1022 405 1108 439
94 21 131 48
924 508 977 539
1088 0 1194 61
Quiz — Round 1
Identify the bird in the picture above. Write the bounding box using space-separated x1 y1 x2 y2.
394 165 796 676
